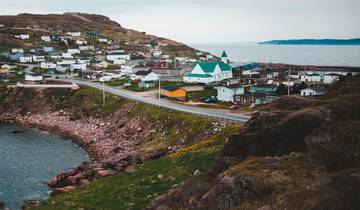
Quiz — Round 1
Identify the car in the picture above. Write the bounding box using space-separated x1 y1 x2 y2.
124 83 131 87
204 97 218 103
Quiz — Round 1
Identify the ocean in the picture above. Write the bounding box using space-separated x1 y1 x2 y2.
190 43 360 67
0 125 89 210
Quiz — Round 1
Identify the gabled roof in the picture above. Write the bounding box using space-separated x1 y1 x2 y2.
221 51 228 58
194 61 231 73
135 70 152 76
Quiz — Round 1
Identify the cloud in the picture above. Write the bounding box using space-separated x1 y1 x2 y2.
0 0 358 43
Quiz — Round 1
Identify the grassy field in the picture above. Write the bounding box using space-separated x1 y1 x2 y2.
33 124 242 210
187 88 217 101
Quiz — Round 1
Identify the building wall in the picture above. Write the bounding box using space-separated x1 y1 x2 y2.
217 87 244 102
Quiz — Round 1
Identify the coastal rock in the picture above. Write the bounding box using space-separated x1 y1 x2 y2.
0 201 4 209
50 186 77 197
95 169 117 177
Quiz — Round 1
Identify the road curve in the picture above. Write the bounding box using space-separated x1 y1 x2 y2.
61 79 251 123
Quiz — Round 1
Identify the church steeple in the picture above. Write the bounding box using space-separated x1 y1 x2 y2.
221 50 228 63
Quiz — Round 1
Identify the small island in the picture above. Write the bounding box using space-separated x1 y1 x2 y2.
258 38 360 45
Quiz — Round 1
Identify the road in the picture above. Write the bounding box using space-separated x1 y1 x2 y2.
59 79 251 123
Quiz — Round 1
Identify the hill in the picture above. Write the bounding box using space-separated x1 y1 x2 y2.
258 38 360 45
0 12 198 57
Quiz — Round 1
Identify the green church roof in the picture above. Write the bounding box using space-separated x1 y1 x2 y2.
221 51 228 58
195 61 231 73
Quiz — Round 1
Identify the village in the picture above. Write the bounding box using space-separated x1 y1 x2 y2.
1 28 360 111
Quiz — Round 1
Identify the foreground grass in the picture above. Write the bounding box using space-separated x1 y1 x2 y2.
33 124 242 210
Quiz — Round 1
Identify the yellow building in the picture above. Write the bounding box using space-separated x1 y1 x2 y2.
160 87 187 100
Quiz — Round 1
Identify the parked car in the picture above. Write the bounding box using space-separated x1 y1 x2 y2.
204 97 218 104
124 83 131 87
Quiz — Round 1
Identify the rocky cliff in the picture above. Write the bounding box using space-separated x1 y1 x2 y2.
149 74 360 210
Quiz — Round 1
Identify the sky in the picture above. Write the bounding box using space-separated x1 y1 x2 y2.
0 0 359 44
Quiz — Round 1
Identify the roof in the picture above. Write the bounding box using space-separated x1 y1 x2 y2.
219 85 244 89
194 61 232 73
184 73 212 78
302 86 326 93
135 70 152 76
221 51 228 58
162 86 178 92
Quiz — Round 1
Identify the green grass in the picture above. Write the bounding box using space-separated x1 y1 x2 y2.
33 125 242 210
187 88 217 101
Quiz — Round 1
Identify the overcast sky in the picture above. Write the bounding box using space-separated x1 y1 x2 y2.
0 0 359 43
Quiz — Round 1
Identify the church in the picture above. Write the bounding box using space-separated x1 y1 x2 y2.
183 51 233 84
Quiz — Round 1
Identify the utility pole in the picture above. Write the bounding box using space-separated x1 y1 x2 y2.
288 68 291 96
158 74 161 101
102 80 106 103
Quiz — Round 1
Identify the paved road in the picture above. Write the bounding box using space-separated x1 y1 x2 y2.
60 79 251 123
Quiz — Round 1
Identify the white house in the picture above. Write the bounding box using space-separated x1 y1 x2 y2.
70 63 87 71
41 62 56 69
152 50 162 57
300 87 326 96
131 71 159 82
25 74 43 82
76 40 88 45
113 58 126 65
77 58 91 64
32 55 45 62
15 34 30 40
106 53 131 61
98 38 108 43
67 49 80 54
41 36 52 42
323 74 340 84
217 85 245 102
183 61 233 84
43 46 54 52
66 32 81 37
11 48 24 53
300 74 322 83
57 60 76 65
62 52 73 59
79 45 95 51
20 56 33 63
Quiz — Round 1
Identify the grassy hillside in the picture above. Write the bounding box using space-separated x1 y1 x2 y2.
0 12 198 57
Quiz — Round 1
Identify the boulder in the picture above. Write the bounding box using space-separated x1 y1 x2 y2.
50 186 77 197
95 169 117 177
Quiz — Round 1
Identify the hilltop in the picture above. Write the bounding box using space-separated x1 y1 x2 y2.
0 12 198 57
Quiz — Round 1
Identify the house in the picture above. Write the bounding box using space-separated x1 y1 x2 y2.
11 48 24 53
222 78 240 86
152 50 162 57
131 71 159 82
1 64 16 70
66 32 81 37
8 52 23 61
76 40 88 45
217 85 244 102
250 84 278 93
25 74 43 83
113 58 126 65
15 34 30 40
300 73 322 83
70 63 87 71
98 38 108 43
32 55 45 62
49 51 61 59
56 65 69 73
138 81 156 89
323 73 340 84
300 87 326 96
20 56 33 63
183 61 233 84
106 53 131 61
41 36 52 42
40 62 56 69
96 61 109 68
57 60 76 65
236 92 279 106
160 87 186 100
79 45 95 51
67 49 80 54
43 46 54 52
62 52 73 59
